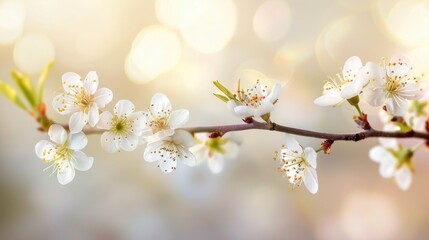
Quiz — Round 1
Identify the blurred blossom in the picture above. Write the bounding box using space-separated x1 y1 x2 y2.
179 0 237 54
125 25 182 84
13 33 55 74
340 191 400 240
253 0 291 42
0 0 25 45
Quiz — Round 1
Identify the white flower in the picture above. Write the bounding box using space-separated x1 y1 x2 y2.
277 135 318 194
227 81 281 118
35 124 93 185
52 71 113 133
141 93 189 142
369 138 414 190
97 100 145 153
189 133 240 174
363 55 422 116
144 130 196 173
314 56 379 106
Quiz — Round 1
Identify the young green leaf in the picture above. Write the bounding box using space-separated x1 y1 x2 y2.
36 61 54 106
11 70 36 108
213 81 236 100
0 81 28 111
213 93 229 103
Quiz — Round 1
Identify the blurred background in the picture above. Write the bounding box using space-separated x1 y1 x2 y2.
1 0 429 239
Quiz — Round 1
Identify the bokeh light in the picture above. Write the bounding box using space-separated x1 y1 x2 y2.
253 0 291 42
125 25 182 84
13 33 55 75
155 0 187 29
0 1 25 45
179 0 237 54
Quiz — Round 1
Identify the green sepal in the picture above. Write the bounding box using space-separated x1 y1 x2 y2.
0 81 28 111
36 61 54 106
213 93 229 103
213 81 236 100
11 70 36 109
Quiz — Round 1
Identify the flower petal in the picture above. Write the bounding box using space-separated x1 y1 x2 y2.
52 93 77 115
224 140 240 159
62 72 83 93
189 144 208 165
387 55 412 79
57 161 75 185
254 102 275 117
150 93 172 118
369 146 390 163
304 147 317 168
266 83 282 103
119 134 139 152
83 71 98 95
88 104 100 127
233 105 255 118
35 140 56 161
72 151 94 171
97 111 113 130
285 134 302 154
159 151 178 173
342 56 363 82
340 81 363 99
356 62 383 87
69 111 88 134
362 87 386 107
398 82 422 100
100 132 120 153
385 96 408 116
48 124 68 145
68 132 88 151
93 88 113 108
169 109 189 129
178 146 197 167
314 93 343 107
208 154 224 174
379 158 396 178
172 130 194 148
303 167 318 194
143 140 165 162
114 99 135 117
395 166 412 190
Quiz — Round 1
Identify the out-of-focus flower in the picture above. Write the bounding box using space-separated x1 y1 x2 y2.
52 71 113 133
369 138 414 190
141 93 189 143
189 133 240 174
276 135 318 194
363 55 422 116
35 124 93 185
97 100 145 153
144 130 196 173
314 56 378 107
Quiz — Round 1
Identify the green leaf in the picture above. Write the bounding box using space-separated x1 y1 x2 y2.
213 93 229 103
213 81 236 100
11 70 36 109
394 122 412 132
36 61 54 106
0 81 28 111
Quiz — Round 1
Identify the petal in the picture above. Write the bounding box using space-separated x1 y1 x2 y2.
233 105 255 118
97 111 113 130
285 134 302 154
100 132 120 153
143 140 165 162
158 151 178 173
314 93 343 107
145 129 175 143
395 166 412 190
119 134 139 152
83 71 98 95
226 100 238 112
362 87 386 107
379 158 396 178
52 93 77 115
48 124 68 145
342 56 363 82
304 147 317 168
266 83 282 103
72 151 94 171
130 112 146 136
208 155 224 174
178 146 197 167
69 111 88 134
88 104 100 127
68 132 88 151
254 102 275 117
169 109 189 129
57 161 75 185
340 81 363 99
369 146 390 163
150 93 172 118
62 72 83 93
114 99 135 117
385 96 408 116
387 55 412 79
379 137 399 150
398 82 422 100
224 140 240 159
35 140 56 161
172 130 194 148
189 144 208 165
303 167 318 194
355 62 383 87
93 88 113 108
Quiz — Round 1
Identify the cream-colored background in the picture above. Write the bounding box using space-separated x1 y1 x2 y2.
1 0 429 239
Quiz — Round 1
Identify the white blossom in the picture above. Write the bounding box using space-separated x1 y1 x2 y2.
227 81 281 118
363 55 422 116
141 93 189 143
189 133 240 174
97 100 145 153
314 56 379 106
277 135 318 194
35 124 93 185
144 130 196 173
53 71 113 133
369 138 414 190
